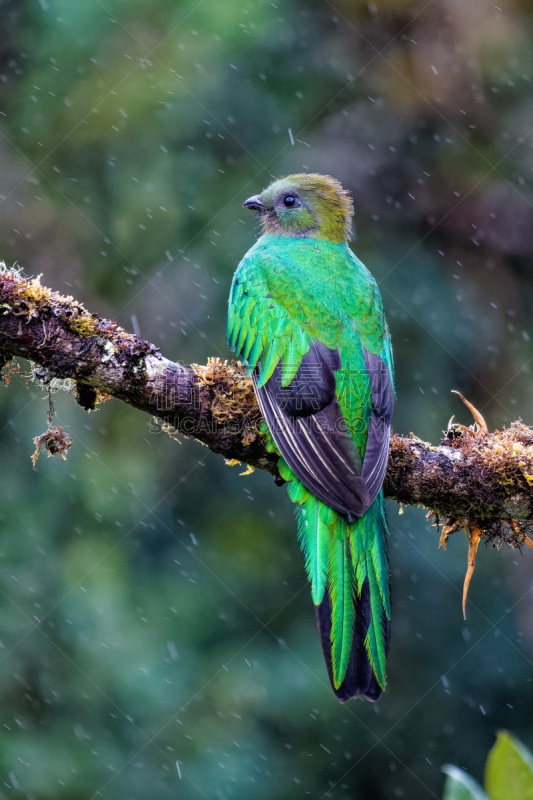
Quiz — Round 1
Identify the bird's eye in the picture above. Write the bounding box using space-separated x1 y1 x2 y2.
284 195 296 207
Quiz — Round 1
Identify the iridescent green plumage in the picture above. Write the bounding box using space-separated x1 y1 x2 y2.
228 174 394 701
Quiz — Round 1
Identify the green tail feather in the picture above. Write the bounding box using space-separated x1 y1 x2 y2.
296 495 329 605
369 507 391 619
328 535 355 686
294 481 328 603
364 555 388 689
292 476 391 692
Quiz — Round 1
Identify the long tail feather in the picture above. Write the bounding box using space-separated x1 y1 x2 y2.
295 483 391 702
328 535 355 685
296 495 328 605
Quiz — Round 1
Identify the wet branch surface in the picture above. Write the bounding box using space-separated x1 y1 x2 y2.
0 266 532 546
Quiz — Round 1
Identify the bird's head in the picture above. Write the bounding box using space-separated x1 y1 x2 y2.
243 173 354 244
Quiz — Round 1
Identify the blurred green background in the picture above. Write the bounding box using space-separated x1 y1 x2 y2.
0 0 532 797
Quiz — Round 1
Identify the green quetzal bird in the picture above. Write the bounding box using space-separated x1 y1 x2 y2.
227 174 394 702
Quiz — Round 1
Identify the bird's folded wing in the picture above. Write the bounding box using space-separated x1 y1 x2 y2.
227 252 394 518
254 341 370 520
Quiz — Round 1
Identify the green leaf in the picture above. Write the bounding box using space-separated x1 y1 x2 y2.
442 765 490 800
485 730 533 800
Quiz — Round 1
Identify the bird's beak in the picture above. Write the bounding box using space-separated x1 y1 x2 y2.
243 195 266 212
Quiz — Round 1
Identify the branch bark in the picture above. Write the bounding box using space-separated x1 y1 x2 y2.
0 265 532 537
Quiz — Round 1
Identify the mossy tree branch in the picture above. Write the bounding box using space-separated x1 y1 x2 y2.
0 265 532 545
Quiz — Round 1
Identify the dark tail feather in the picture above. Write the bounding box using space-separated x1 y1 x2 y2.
315 577 391 703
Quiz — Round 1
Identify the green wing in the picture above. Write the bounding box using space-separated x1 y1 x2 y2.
228 248 311 387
